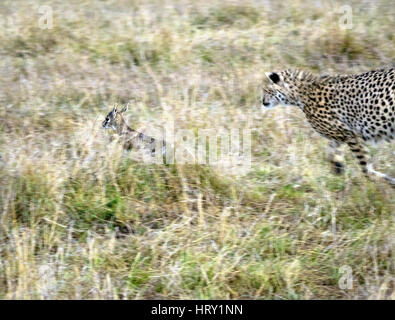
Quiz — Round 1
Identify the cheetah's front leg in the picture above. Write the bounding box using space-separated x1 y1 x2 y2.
346 137 395 187
327 140 345 175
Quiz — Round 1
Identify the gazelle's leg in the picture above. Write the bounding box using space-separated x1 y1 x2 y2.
346 137 395 187
327 140 345 175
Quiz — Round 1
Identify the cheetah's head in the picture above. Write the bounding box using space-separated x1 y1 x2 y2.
262 70 309 110
102 105 128 130
262 72 292 110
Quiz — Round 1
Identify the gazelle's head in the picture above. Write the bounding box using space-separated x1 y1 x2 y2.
102 105 128 130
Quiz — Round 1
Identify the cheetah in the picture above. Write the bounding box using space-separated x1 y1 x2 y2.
102 105 166 157
261 67 395 187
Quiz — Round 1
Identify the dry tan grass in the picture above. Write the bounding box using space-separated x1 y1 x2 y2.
0 0 394 299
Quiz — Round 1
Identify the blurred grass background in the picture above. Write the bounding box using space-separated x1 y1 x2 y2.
0 0 394 299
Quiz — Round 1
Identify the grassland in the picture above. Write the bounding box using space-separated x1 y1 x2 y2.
0 0 394 299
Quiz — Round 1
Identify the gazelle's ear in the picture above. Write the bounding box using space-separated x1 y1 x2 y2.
265 72 281 84
121 104 129 114
112 106 118 114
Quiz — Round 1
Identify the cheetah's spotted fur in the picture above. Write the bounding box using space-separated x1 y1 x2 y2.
262 67 395 186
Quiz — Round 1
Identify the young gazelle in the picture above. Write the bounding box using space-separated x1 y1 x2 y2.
102 105 166 157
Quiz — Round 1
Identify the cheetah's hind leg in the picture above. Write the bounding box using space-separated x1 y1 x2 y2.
346 137 395 188
366 164 395 187
327 140 345 175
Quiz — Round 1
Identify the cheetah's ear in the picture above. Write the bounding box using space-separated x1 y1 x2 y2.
265 72 281 84
121 104 129 114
